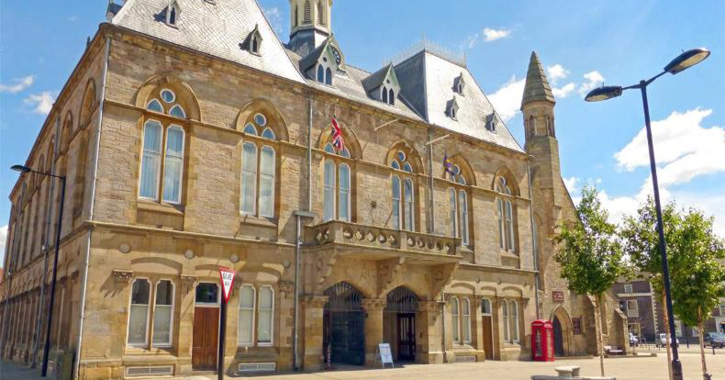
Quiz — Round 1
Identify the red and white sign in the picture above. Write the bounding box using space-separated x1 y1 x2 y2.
219 267 235 304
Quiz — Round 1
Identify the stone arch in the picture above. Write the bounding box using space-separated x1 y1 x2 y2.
501 285 524 298
550 305 574 357
60 111 73 153
385 285 419 313
315 120 362 159
492 167 520 196
445 153 476 185
135 74 201 121
236 98 290 142
386 140 424 174
78 78 98 129
449 281 476 295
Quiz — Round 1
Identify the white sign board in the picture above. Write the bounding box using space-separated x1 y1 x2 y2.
375 343 394 368
219 267 235 304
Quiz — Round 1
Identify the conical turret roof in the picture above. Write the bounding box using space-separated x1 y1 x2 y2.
521 51 555 109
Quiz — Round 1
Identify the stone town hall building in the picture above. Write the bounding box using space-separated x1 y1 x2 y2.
0 1 628 378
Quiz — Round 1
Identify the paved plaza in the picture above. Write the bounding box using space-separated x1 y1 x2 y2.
2 347 724 380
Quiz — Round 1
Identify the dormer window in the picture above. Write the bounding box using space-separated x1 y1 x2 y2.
166 1 180 27
447 98 459 120
486 114 497 133
381 86 395 106
454 74 465 95
245 25 263 56
316 63 333 85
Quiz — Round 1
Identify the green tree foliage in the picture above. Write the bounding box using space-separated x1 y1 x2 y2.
553 185 626 376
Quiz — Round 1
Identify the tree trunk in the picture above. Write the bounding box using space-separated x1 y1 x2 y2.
698 309 708 380
662 292 673 380
595 293 605 377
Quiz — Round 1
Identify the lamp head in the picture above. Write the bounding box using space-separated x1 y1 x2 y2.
10 165 31 174
664 48 710 75
585 86 623 102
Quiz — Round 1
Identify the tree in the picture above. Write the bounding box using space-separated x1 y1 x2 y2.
669 208 725 380
553 185 626 377
621 197 680 380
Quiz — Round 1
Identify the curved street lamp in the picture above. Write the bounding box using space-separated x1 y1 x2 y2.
585 47 710 380
10 164 66 377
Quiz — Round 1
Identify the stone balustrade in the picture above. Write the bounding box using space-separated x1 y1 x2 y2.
306 220 461 258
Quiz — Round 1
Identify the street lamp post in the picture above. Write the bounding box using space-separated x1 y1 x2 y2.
585 48 711 380
11 164 66 378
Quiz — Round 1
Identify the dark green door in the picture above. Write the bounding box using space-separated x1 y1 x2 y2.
323 282 365 366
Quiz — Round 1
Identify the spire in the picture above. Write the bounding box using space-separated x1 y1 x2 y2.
521 51 555 109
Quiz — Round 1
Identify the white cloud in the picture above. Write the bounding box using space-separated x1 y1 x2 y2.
578 71 605 97
0 76 34 94
0 225 6 267
488 76 526 122
552 82 576 98
263 6 284 37
464 33 480 49
546 64 570 85
24 91 56 114
615 108 725 187
563 176 580 194
483 28 511 42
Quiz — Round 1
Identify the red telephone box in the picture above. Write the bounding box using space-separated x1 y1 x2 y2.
532 320 555 361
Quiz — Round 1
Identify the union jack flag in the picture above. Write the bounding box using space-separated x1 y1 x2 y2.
331 115 345 151
443 150 454 175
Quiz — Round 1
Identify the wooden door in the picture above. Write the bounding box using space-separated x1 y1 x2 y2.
553 317 565 357
482 315 494 360
192 307 220 370
397 313 416 361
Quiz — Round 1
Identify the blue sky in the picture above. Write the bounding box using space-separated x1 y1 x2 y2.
1 0 724 264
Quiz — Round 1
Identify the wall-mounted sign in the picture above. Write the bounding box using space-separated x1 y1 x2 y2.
552 291 565 303
573 317 582 335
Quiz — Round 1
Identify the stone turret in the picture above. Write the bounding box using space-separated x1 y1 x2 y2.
289 0 333 56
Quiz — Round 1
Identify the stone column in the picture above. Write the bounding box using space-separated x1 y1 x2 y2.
361 298 386 366
474 298 485 360
417 301 443 364
177 274 198 376
301 295 327 371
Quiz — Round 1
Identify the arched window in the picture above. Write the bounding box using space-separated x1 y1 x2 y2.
446 159 472 246
128 278 150 347
79 80 96 128
502 299 510 343
389 147 418 231
462 298 472 344
238 285 256 346
167 2 179 26
501 299 519 344
529 115 536 136
303 0 312 24
451 297 460 344
511 300 519 343
139 87 187 205
317 65 325 83
325 67 333 85
449 188 457 239
389 88 395 105
495 177 515 252
382 87 388 104
241 113 278 218
323 143 352 222
153 280 175 347
258 286 274 345
294 5 299 27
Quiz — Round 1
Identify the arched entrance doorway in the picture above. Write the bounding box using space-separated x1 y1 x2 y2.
553 317 565 357
323 282 365 366
384 286 419 362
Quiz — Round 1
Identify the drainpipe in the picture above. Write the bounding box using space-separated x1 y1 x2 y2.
74 35 111 380
440 291 447 363
527 163 541 319
427 129 435 234
292 210 315 370
307 97 313 212
30 116 61 367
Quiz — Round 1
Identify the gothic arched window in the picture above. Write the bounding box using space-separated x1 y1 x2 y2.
323 143 352 222
390 149 417 231
495 176 516 252
241 113 278 218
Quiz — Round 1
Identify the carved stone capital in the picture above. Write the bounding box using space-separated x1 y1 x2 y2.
112 270 134 284
180 274 198 293
361 298 387 311
418 301 441 313
279 280 294 293
302 295 328 309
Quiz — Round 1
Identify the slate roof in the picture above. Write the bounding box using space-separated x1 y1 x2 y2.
361 63 393 92
110 0 305 84
522 51 555 107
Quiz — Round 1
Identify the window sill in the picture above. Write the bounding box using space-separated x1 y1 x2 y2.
240 215 278 228
499 251 519 259
138 200 184 215
124 347 175 356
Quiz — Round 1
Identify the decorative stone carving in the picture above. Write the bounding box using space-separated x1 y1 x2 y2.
119 243 131 254
180 274 198 293
418 301 440 313
112 270 134 284
279 280 294 293
301 295 328 308
361 298 387 311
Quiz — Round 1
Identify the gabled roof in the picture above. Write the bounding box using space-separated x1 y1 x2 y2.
395 51 523 152
110 0 305 84
298 38 330 73
361 63 397 92
522 51 555 108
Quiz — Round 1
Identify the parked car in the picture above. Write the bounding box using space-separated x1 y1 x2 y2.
704 332 725 348
629 333 639 347
658 333 679 347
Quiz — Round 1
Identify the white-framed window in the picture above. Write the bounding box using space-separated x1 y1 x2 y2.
501 299 519 344
128 278 151 347
460 190 469 245
481 298 492 315
139 89 187 205
316 64 333 85
627 299 639 318
392 175 401 229
152 280 174 347
624 284 633 294
462 298 472 344
451 296 460 344
449 188 458 239
258 286 274 345
322 143 352 222
511 300 519 343
166 2 180 27
241 114 277 218
238 285 256 346
391 150 416 231
495 177 516 252
502 299 510 343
